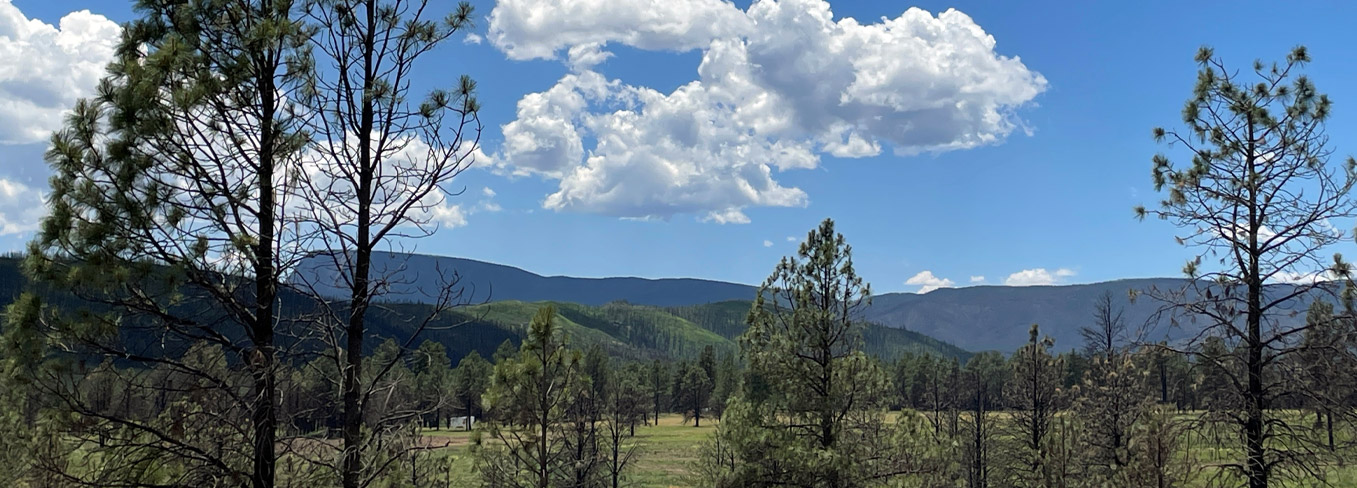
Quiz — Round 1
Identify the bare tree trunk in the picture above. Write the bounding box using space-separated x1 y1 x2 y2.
251 60 280 488
1327 409 1335 451
340 3 379 486
1244 121 1266 488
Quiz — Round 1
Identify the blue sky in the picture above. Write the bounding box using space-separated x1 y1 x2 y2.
3 0 1357 292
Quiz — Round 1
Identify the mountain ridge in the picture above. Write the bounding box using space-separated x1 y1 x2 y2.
294 253 1334 353
291 251 760 307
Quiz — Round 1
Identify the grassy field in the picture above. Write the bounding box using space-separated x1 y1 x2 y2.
419 412 1357 488
421 414 714 488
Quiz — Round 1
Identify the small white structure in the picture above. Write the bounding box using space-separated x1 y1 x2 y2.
449 415 476 430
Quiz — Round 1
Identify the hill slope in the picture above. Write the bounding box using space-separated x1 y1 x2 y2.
863 279 1327 352
292 252 758 307
292 252 1332 353
15 253 1326 355
665 300 971 360
0 257 964 363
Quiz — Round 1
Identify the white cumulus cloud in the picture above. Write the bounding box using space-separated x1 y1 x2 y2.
969 275 985 283
1270 269 1339 285
298 134 483 231
0 177 44 236
1004 268 1076 286
428 201 468 228
487 0 751 61
0 3 120 144
486 0 1046 223
906 270 955 294
763 239 773 247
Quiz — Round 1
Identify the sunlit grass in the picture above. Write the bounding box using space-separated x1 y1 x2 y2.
415 411 1357 488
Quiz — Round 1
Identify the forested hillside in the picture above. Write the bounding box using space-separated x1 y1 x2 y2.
292 251 759 306
0 256 966 363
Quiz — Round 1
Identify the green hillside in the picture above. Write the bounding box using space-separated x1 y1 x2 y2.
0 256 967 364
440 299 969 363
667 300 971 361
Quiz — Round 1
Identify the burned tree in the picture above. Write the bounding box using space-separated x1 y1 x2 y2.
1137 46 1357 487
291 0 481 485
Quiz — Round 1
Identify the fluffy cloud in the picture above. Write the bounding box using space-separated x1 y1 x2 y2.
1004 268 1076 286
763 239 773 247
428 201 468 228
487 0 1046 222
0 3 120 144
487 0 751 61
906 270 955 294
0 178 44 236
969 275 985 283
1270 269 1339 285
299 134 486 230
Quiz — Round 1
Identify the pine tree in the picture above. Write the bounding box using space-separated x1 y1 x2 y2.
600 363 643 488
293 1 481 485
1138 45 1357 487
702 218 931 487
675 362 712 427
709 352 740 418
1297 299 1356 453
2 2 309 486
1126 404 1195 488
645 359 668 425
1004 325 1065 487
478 306 583 488
962 352 1005 488
1073 352 1153 483
452 351 492 430
411 340 452 429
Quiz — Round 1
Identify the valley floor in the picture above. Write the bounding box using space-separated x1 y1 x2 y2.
427 414 716 487
416 412 1357 488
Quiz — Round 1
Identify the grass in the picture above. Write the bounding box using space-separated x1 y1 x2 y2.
420 411 1357 488
19 410 1357 487
418 414 714 488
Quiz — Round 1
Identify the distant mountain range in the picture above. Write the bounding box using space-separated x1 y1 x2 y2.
292 252 758 307
294 253 1329 353
0 253 1325 360
865 280 1195 353
0 256 965 363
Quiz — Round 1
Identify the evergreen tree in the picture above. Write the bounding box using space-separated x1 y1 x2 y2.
452 351 492 430
494 339 519 364
293 1 480 485
1126 404 1195 488
600 363 643 488
411 340 452 429
645 359 668 424
565 346 608 486
1004 325 1065 488
961 352 1005 488
1298 299 1356 453
709 352 740 418
702 218 931 487
675 362 712 427
478 306 583 488
698 345 717 387
1137 45 1357 487
1073 352 1153 483
1 2 309 486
